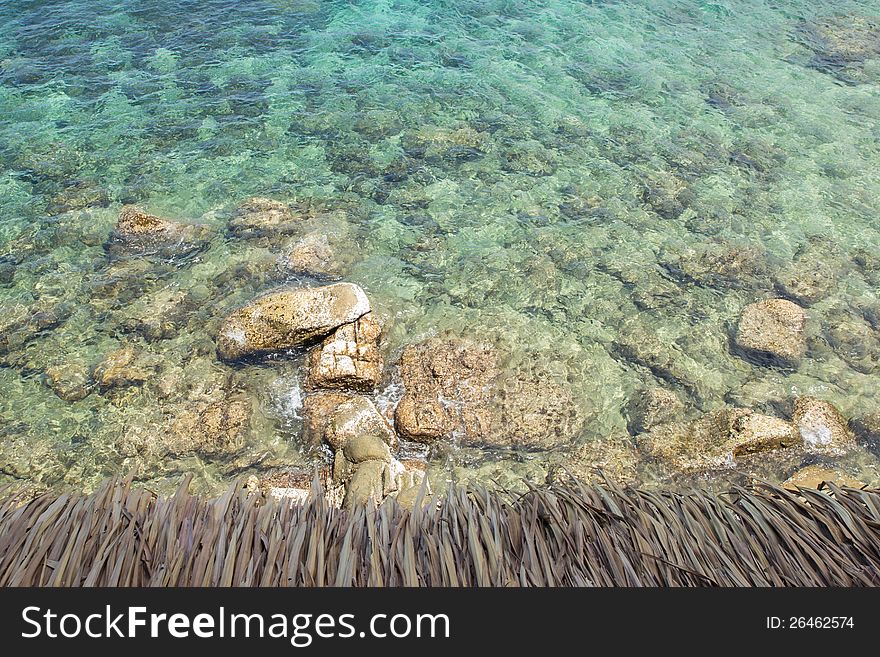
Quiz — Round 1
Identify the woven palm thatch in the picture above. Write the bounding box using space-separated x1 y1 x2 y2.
0 477 878 586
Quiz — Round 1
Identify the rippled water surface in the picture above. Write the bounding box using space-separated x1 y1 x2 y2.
2 0 880 493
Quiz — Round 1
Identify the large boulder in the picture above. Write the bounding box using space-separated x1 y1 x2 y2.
392 338 581 450
216 283 371 360
734 298 807 366
792 396 856 456
305 313 383 391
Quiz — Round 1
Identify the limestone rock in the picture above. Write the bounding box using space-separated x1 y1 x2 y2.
792 396 855 456
216 283 371 360
305 313 382 391
734 298 807 366
626 387 684 434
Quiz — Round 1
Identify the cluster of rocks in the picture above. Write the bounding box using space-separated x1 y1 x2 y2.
216 280 427 508
628 384 858 475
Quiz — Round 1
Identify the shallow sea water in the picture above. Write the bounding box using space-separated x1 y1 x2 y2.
1 0 880 494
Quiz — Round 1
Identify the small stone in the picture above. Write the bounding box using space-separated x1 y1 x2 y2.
343 434 392 464
626 387 684 434
734 298 807 366
783 465 865 490
792 396 855 456
217 283 372 360
228 197 300 239
106 206 209 259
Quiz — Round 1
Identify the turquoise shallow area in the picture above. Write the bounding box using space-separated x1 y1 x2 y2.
1 0 880 492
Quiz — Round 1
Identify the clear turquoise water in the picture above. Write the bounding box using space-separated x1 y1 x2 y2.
1 0 879 493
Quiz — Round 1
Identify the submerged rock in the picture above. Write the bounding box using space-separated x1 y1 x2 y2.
796 14 880 84
783 465 866 490
216 283 371 360
105 206 210 259
119 287 190 341
638 407 799 471
774 236 846 306
166 396 253 456
228 197 300 239
0 300 72 356
626 387 685 434
820 305 880 374
305 313 383 391
44 361 93 402
93 346 155 389
734 298 807 366
394 394 452 444
564 436 642 485
792 396 855 456
393 339 581 450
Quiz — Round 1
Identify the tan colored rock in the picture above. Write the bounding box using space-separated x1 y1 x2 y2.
93 346 152 388
323 396 397 452
343 434 392 464
626 387 684 434
305 313 382 391
727 412 799 456
284 233 336 276
735 298 807 365
565 436 641 485
301 391 356 446
342 460 386 509
783 465 866 490
228 197 300 238
121 288 190 341
639 407 798 471
792 396 855 456
216 283 371 360
166 396 252 455
106 206 210 258
393 394 452 443
45 361 92 402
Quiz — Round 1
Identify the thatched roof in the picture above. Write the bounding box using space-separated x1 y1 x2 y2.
0 477 878 586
